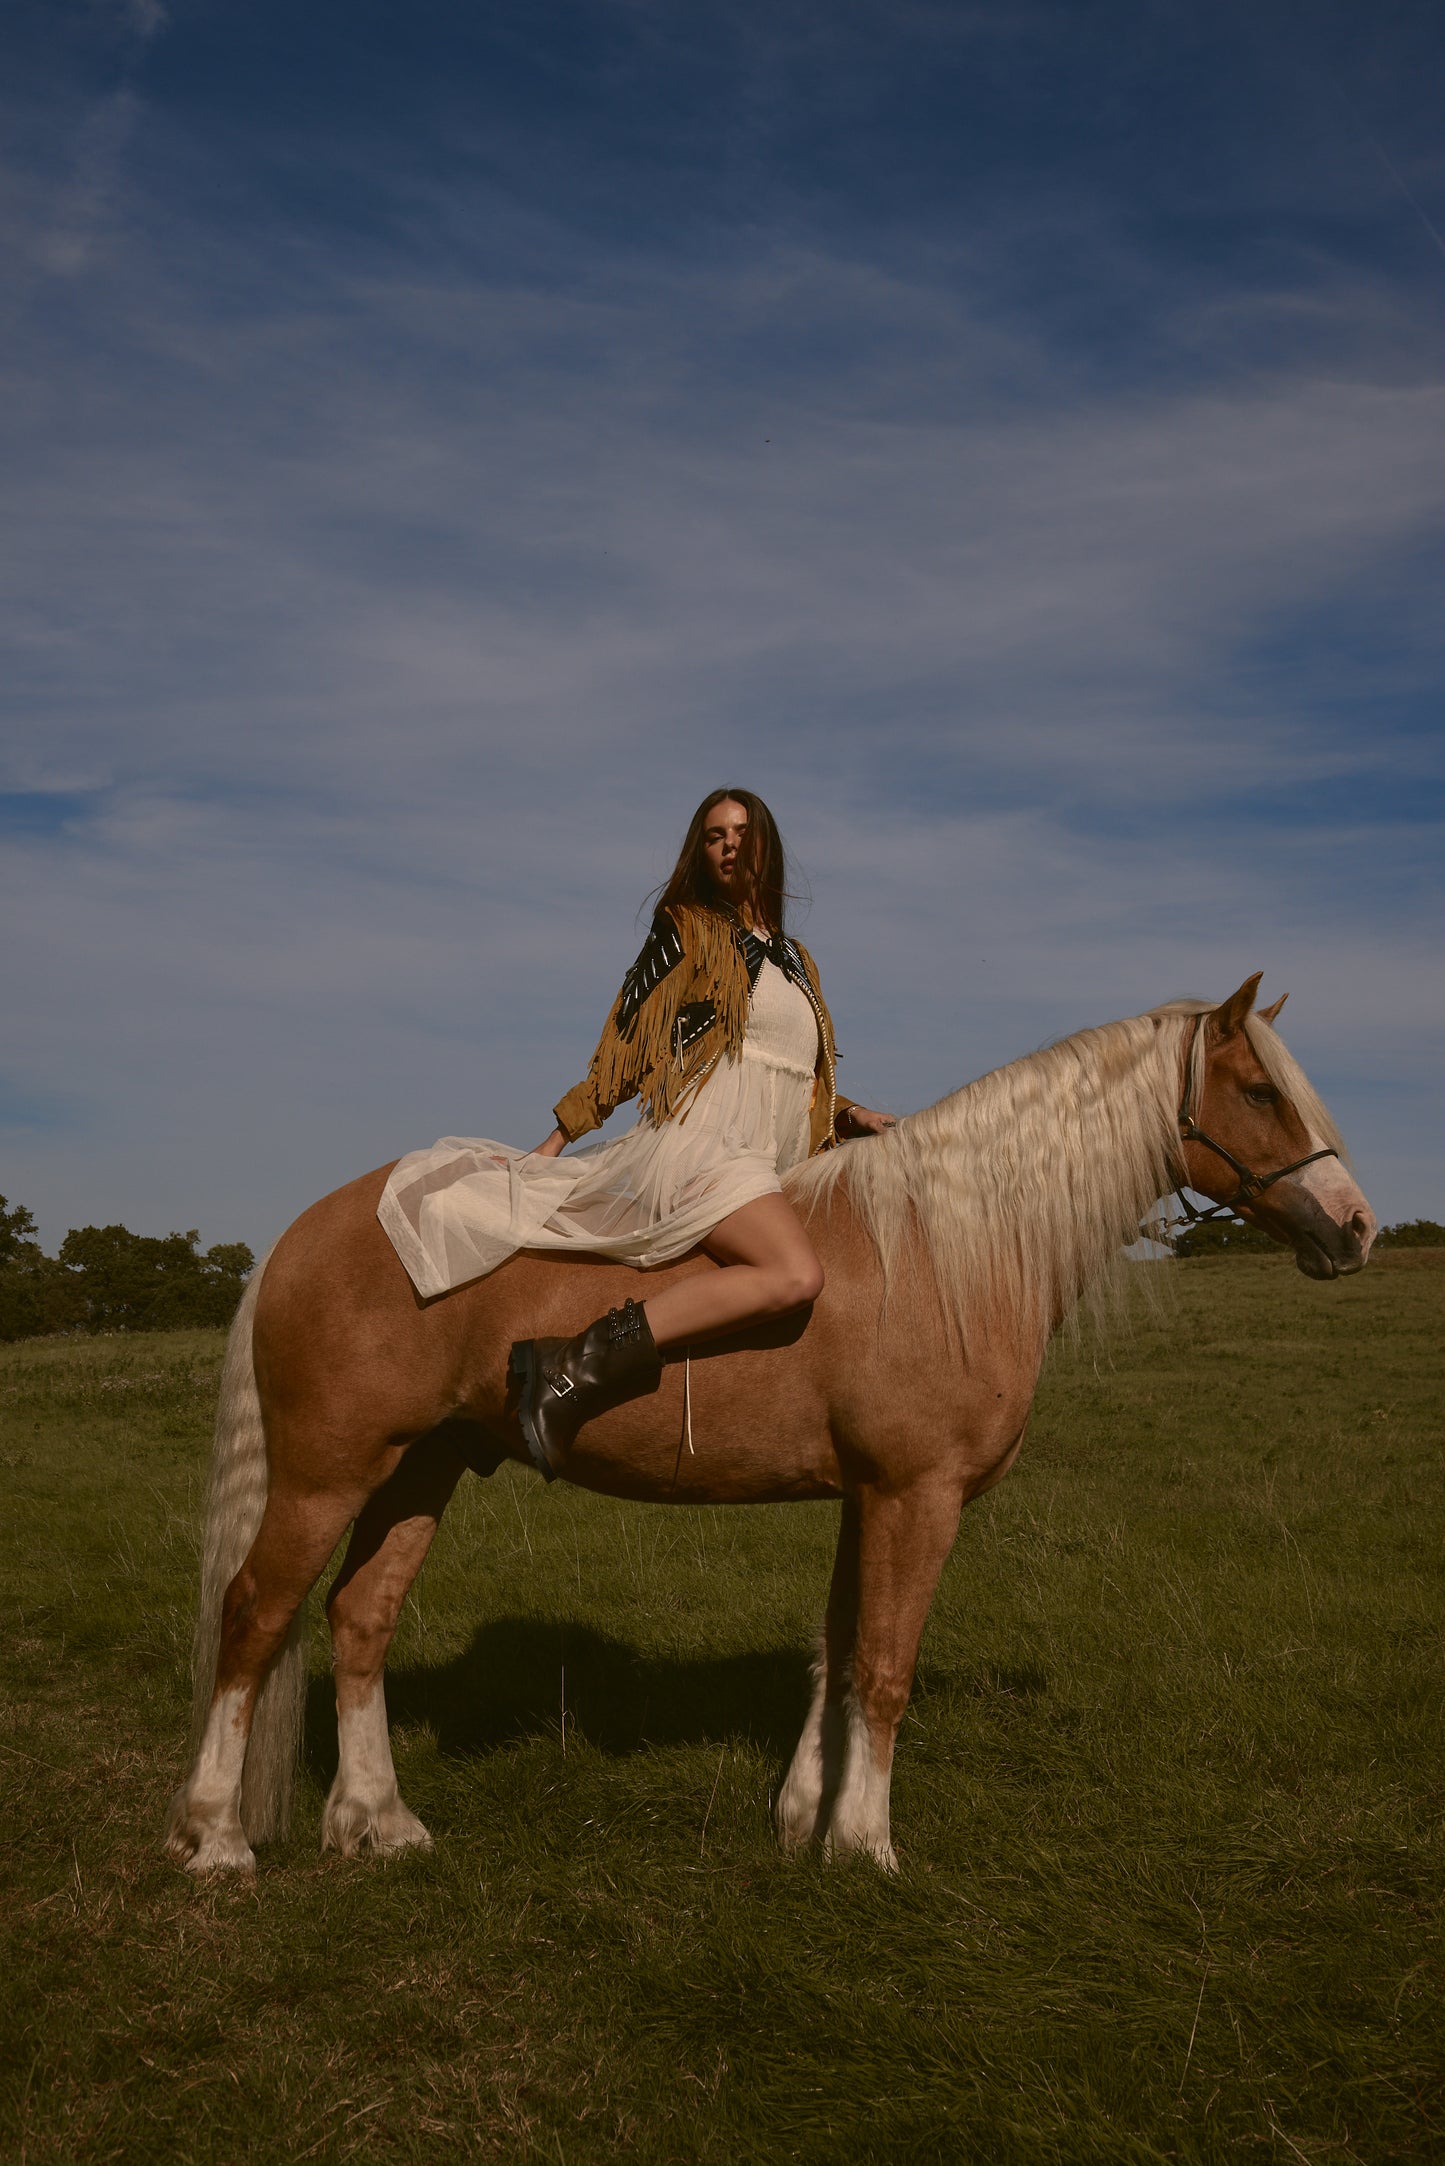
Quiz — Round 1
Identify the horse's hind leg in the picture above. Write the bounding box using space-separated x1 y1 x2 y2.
825 1476 964 1871
775 1494 860 1853
167 1483 359 1875
321 1430 470 1859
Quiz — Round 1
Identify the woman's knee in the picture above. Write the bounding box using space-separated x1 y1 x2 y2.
773 1251 824 1312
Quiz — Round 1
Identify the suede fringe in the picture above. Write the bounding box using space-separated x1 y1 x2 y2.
584 905 754 1130
555 905 846 1152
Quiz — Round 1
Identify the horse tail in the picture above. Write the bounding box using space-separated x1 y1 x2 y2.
188 1252 307 1843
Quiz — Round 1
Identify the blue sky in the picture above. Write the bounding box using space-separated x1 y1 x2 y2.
3 0 1443 1253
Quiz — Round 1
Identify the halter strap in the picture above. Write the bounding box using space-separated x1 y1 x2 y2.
1172 1012 1338 1227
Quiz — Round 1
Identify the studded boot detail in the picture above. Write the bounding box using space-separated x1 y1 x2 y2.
510 1298 663 1481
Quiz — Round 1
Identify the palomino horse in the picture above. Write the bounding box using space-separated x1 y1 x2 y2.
166 975 1375 1876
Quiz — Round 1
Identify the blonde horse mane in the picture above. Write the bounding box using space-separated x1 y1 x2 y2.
786 1002 1345 1348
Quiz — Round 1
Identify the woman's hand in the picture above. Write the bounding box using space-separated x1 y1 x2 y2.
529 1127 569 1158
840 1105 897 1138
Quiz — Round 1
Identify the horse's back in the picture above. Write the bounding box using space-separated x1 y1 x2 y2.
247 1157 1026 1505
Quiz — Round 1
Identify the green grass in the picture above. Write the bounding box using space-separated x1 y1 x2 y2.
1 1256 1442 2162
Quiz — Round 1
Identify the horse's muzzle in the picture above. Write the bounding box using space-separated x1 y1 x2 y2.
1244 1180 1373 1280
1273 1188 1375 1280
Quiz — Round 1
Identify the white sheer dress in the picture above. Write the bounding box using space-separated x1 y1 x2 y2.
378 953 821 1300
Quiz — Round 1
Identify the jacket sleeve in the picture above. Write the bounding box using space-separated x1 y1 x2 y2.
792 938 857 1144
552 911 685 1142
831 1093 861 1136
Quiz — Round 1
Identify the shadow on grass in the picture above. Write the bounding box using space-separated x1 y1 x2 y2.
303 1619 815 1782
301 1624 1056 1789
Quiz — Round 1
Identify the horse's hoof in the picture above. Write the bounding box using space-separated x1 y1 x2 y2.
773 1786 824 1855
321 1791 432 1859
165 1791 257 1875
186 1836 258 1877
823 1825 899 1874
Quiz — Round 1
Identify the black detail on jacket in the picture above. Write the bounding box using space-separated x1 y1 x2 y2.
671 999 715 1061
739 928 811 992
617 910 817 1064
616 913 686 1036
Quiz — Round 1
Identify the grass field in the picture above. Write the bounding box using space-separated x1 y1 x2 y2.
1 1254 1442 2162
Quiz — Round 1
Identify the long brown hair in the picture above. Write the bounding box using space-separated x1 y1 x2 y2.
653 788 791 933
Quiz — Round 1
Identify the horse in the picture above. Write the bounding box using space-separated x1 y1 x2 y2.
165 973 1375 1877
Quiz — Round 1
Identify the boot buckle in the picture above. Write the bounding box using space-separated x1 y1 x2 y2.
544 1370 576 1399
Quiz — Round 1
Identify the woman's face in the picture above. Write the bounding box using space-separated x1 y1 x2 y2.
702 799 749 899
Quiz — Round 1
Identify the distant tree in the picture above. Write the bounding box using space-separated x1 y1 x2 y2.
1169 1217 1276 1259
1 1205 254 1338
1374 1219 1445 1247
0 1197 85 1340
0 1196 40 1264
56 1224 255 1331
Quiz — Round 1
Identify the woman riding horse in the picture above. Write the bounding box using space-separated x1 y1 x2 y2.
378 788 896 1479
168 952 1373 1876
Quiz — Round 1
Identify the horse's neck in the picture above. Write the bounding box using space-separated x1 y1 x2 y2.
915 1018 1174 1341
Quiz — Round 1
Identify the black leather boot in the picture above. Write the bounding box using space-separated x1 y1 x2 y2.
510 1297 663 1480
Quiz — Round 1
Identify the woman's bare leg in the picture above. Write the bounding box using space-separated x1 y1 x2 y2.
639 1191 823 1350
512 1194 822 1479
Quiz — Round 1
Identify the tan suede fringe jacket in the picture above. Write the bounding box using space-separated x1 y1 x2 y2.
553 903 853 1158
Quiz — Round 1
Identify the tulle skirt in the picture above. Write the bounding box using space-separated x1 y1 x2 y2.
377 1047 815 1300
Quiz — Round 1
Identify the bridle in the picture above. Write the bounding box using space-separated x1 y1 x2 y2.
1171 1012 1339 1228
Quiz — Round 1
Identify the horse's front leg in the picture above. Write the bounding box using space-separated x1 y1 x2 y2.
321 1431 469 1858
775 1493 859 1853
826 1474 964 1871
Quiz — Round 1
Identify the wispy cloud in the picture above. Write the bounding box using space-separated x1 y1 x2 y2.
30 0 169 277
8 246 1443 791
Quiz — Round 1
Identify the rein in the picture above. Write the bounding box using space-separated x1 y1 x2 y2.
1171 1013 1339 1228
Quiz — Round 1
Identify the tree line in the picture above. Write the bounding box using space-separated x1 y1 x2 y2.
0 1193 1438 1342
0 1198 254 1341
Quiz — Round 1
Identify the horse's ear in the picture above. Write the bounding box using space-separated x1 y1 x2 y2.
1210 972 1263 1039
1258 991 1288 1026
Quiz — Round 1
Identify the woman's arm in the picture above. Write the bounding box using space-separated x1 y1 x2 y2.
530 1126 568 1157
837 1103 897 1138
545 909 687 1149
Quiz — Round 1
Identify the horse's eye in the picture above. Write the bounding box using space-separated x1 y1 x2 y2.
1245 1085 1277 1108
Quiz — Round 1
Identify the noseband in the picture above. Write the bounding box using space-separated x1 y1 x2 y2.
1172 1013 1339 1227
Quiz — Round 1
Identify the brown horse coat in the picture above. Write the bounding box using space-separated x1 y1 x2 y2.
166 979 1375 1877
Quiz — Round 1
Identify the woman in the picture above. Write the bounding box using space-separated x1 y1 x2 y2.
378 789 895 1477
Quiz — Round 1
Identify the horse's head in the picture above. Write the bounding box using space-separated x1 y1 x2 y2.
1177 974 1376 1280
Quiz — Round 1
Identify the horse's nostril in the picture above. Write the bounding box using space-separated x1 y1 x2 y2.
1348 1208 1378 1259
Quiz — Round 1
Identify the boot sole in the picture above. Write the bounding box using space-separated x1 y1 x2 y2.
509 1341 559 1483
